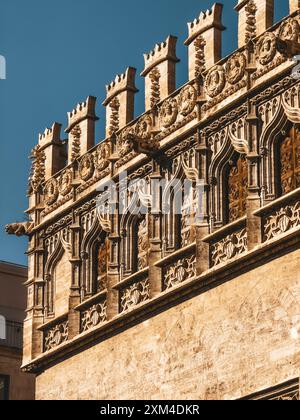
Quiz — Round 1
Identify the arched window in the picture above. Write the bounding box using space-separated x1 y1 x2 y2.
278 126 300 196
226 154 248 223
94 235 109 294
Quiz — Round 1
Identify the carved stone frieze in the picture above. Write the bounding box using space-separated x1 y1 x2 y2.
225 53 246 85
178 85 197 116
44 319 69 352
164 255 196 290
264 201 300 241
256 32 277 65
58 169 73 196
44 178 59 205
211 228 247 267
79 153 95 181
81 301 107 333
120 279 150 313
159 98 178 128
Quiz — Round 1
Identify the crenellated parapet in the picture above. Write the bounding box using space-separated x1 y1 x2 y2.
103 67 138 138
37 123 66 181
141 35 180 111
65 96 99 164
185 3 225 79
235 0 274 48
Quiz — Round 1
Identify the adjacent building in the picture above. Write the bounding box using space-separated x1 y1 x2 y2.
0 261 35 400
6 0 300 400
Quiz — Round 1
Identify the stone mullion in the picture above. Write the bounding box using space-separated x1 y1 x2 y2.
68 212 82 339
246 100 263 250
195 130 211 275
149 160 163 297
106 186 120 319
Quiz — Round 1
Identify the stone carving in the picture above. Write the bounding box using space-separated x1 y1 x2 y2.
264 202 300 241
149 68 161 108
79 154 95 181
211 228 247 267
244 0 257 44
117 128 135 158
5 222 34 237
228 156 248 223
120 279 150 312
109 97 120 136
44 178 59 205
280 127 300 195
179 85 197 116
58 169 73 196
138 217 149 270
279 19 300 43
194 35 206 77
164 255 196 290
159 98 178 128
205 65 226 98
81 301 107 333
134 114 160 152
44 319 69 352
95 142 111 171
256 33 277 65
28 145 46 194
225 53 246 85
70 125 81 162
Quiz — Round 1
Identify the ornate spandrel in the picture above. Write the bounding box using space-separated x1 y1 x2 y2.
280 127 300 196
228 155 248 223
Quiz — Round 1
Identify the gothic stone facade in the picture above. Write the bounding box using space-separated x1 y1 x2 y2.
6 0 300 400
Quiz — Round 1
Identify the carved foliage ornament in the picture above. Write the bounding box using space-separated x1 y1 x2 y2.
225 53 246 85
205 65 226 98
44 320 69 352
178 85 197 116
58 169 73 196
44 178 59 205
159 98 178 128
81 302 107 333
164 255 196 290
120 279 150 313
211 228 247 267
256 32 277 65
79 154 95 181
264 202 300 241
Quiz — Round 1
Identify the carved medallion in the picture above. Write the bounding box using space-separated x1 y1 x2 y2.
79 154 94 181
135 114 153 140
95 143 110 171
44 178 59 205
225 53 246 85
257 32 277 65
117 128 134 157
159 98 178 128
205 65 226 98
179 85 197 116
279 19 300 43
58 169 73 196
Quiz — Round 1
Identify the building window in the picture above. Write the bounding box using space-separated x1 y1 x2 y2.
226 155 248 223
279 126 300 196
95 235 109 293
0 375 9 401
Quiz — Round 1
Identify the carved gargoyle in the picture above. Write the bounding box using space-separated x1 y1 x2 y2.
5 222 34 237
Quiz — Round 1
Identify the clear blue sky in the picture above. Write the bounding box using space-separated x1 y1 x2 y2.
0 0 289 265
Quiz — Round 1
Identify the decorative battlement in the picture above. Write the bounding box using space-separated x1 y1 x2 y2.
235 0 274 48
185 3 225 80
290 0 300 13
39 123 62 147
103 67 138 106
66 96 98 133
185 3 225 45
141 35 179 77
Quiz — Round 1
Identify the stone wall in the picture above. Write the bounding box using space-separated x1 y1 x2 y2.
36 249 300 400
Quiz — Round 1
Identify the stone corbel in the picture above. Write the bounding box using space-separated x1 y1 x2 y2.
5 222 34 237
